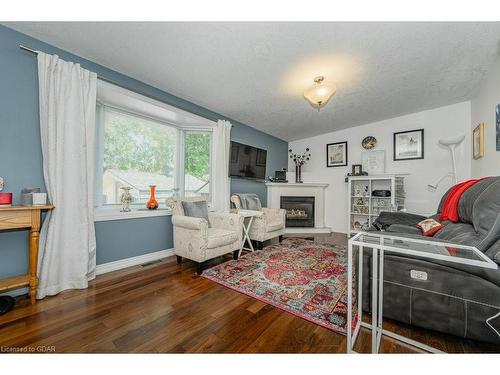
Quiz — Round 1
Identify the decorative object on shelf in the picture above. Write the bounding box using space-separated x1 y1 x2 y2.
269 170 288 183
496 104 500 151
21 188 41 206
473 122 485 159
394 129 424 161
351 164 363 176
362 150 385 175
362 136 377 150
32 193 47 206
120 186 133 212
0 177 12 206
372 190 391 197
146 185 159 210
289 147 311 183
303 76 336 111
428 134 465 190
326 141 348 167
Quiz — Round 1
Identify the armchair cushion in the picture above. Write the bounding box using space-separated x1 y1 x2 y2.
182 200 209 221
207 228 239 248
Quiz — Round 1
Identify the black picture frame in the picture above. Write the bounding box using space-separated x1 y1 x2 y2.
352 164 362 175
393 129 424 161
326 141 348 167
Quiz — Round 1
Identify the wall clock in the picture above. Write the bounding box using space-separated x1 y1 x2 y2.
362 136 377 150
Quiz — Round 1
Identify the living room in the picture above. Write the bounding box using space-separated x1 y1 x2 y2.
1 1 500 373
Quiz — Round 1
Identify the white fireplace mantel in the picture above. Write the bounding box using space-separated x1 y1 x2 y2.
265 182 330 234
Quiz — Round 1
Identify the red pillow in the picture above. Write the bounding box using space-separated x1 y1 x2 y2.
417 219 444 237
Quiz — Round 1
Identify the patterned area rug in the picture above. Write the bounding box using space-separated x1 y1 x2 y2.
202 238 357 334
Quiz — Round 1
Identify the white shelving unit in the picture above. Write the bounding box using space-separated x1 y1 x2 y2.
347 174 406 236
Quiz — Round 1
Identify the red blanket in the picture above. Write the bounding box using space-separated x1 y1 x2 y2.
439 178 488 222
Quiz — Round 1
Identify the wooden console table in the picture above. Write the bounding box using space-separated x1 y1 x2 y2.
0 205 54 304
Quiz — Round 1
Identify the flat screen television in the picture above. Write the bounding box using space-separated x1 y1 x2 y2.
229 141 267 180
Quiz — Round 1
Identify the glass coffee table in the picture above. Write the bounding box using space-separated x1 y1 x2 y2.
346 232 498 354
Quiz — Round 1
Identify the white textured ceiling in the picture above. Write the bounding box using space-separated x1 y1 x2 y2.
5 22 500 141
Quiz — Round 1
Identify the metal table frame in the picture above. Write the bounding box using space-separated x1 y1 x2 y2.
237 210 263 257
347 232 498 354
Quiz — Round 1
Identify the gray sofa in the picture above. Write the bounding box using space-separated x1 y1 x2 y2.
365 176 500 344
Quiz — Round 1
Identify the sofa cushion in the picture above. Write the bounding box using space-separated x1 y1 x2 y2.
433 222 482 247
207 228 238 248
182 200 209 221
387 224 423 235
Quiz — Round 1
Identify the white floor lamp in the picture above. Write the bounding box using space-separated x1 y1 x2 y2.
428 134 465 190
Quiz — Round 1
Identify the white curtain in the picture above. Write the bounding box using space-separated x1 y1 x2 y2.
212 120 232 212
37 52 97 299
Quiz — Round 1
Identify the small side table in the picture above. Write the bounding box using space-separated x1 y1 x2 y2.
237 209 263 257
0 205 54 304
347 232 498 354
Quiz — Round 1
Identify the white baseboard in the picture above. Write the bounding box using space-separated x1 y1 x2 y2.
95 248 175 276
1 248 175 297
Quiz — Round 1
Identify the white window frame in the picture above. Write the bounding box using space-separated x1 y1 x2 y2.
94 80 215 222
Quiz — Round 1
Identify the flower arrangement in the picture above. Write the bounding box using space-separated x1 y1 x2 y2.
288 148 311 183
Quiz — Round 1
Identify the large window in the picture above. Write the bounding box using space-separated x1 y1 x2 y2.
184 131 211 197
95 81 214 211
100 108 178 205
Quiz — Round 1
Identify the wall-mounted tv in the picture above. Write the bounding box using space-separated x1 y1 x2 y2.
229 141 267 180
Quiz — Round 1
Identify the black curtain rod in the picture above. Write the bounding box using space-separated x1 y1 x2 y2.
19 44 219 123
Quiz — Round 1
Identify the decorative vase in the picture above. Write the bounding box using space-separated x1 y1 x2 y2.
120 187 133 212
146 185 159 210
295 165 303 183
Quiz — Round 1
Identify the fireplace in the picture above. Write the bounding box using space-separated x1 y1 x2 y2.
280 196 315 228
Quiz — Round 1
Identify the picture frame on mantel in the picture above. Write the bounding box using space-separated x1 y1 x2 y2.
393 129 424 161
326 141 348 167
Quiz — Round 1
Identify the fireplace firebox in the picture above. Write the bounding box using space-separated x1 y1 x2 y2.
280 196 315 228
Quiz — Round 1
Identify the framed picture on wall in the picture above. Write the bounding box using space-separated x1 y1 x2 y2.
393 129 424 161
326 141 348 167
473 122 484 159
362 150 385 174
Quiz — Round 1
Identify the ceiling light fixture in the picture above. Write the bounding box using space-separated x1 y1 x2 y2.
303 76 336 111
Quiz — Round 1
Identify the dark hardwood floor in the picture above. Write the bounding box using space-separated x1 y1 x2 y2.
0 234 499 353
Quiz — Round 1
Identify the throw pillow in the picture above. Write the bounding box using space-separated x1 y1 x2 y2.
244 195 262 211
182 200 209 222
417 218 444 237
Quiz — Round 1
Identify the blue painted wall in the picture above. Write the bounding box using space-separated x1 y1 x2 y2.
0 25 288 278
